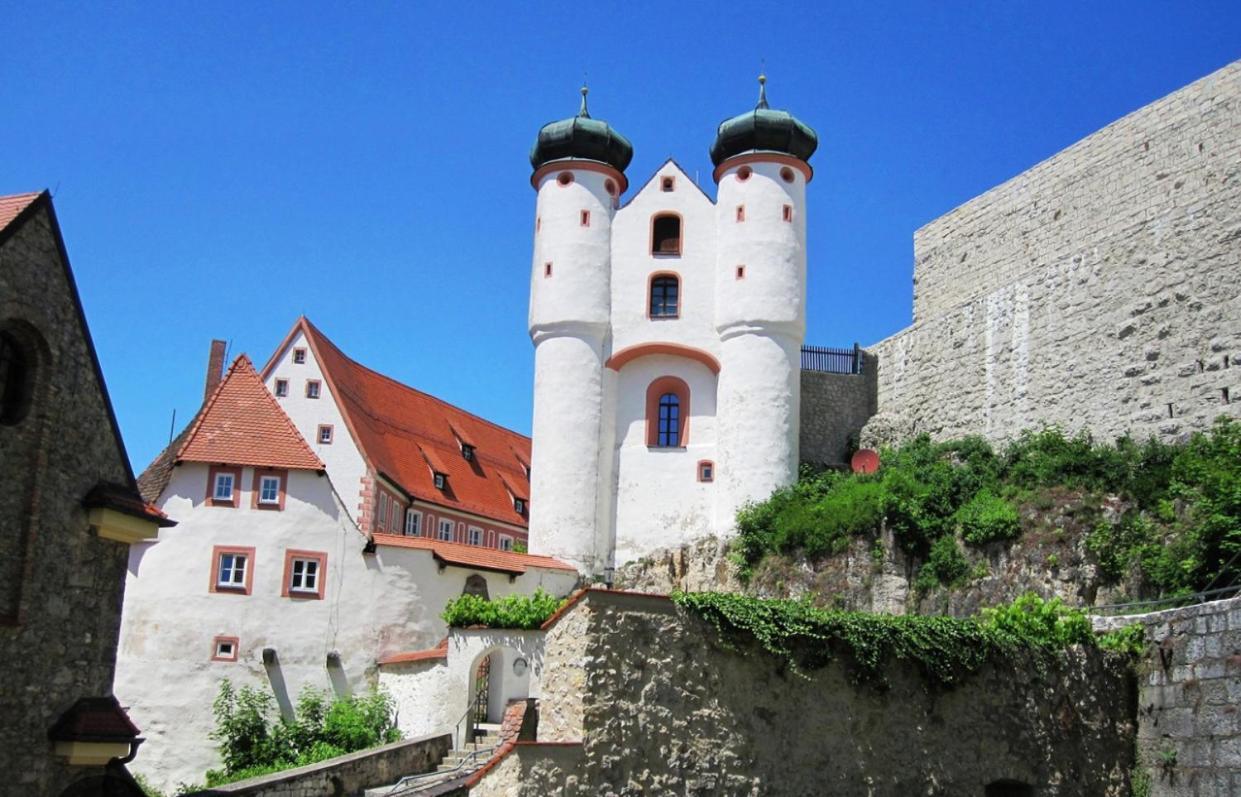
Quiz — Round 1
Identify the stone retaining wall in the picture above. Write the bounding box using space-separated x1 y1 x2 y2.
799 353 878 466
187 733 450 797
1094 596 1241 796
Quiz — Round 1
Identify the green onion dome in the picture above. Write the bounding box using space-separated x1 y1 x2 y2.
710 75 818 166
530 86 634 174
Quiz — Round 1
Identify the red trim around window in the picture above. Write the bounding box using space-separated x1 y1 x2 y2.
697 460 715 483
210 545 255 595
250 468 289 511
645 376 690 448
206 465 242 508
282 549 328 600
211 635 240 662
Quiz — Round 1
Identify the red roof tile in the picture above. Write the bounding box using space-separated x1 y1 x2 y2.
0 191 41 235
376 637 449 666
48 697 142 743
373 533 574 574
177 355 324 470
287 318 533 528
83 482 177 527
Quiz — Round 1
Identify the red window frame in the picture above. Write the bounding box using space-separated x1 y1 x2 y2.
210 545 255 595
206 465 242 508
211 635 240 662
282 549 328 600
250 468 288 511
645 376 690 448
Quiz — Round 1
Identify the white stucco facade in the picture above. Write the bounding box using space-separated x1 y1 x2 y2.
528 157 808 573
117 461 575 791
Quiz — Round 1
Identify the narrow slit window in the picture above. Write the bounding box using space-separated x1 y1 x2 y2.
651 214 681 255
649 275 680 318
735 265 746 280
735 205 745 222
783 204 793 222
580 210 590 227
544 262 553 278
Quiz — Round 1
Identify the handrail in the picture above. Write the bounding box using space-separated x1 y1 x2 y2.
384 744 497 795
1087 584 1241 616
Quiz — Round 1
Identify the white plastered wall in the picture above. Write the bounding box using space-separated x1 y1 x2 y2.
117 462 575 791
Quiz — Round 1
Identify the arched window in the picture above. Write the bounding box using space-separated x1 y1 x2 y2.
649 275 679 318
0 330 35 426
651 214 681 256
645 376 690 448
463 574 490 599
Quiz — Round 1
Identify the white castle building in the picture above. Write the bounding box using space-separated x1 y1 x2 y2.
526 79 819 574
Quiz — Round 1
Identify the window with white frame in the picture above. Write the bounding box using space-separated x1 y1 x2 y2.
258 475 281 505
388 498 400 531
467 526 483 546
217 552 247 588
499 535 513 552
405 509 421 536
212 636 238 662
289 557 319 594
214 472 235 502
438 518 453 541
274 379 289 397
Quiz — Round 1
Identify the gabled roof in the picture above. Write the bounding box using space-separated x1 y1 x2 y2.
620 158 716 210
176 355 324 470
48 696 142 743
373 534 574 575
267 317 533 529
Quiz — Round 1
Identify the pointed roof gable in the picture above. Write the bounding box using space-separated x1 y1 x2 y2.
269 318 532 528
177 355 323 470
621 158 716 209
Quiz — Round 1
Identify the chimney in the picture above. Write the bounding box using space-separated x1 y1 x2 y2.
204 340 227 402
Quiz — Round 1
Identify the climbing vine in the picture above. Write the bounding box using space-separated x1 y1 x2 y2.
671 591 1142 686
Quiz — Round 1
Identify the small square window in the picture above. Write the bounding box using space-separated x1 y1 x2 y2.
514 498 526 515
405 510 422 536
258 476 280 505
438 518 453 541
318 425 333 444
468 526 483 546
698 460 715 483
661 177 674 192
306 380 321 399
498 535 513 552
293 348 306 364
212 636 239 662
461 444 475 462
274 379 289 397
433 472 447 490
214 473 234 501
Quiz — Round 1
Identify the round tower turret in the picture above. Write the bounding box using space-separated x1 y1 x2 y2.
711 75 818 527
526 87 631 575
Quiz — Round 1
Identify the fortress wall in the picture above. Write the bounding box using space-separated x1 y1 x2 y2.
799 353 877 466
872 61 1240 445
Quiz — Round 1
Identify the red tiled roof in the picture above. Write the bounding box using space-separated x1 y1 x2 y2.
48 697 142 743
83 482 177 527
373 533 574 574
376 637 449 666
288 318 533 528
0 191 41 235
177 355 324 470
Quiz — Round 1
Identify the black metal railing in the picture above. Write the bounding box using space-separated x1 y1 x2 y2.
801 344 864 375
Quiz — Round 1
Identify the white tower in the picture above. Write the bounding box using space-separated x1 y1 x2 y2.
526 88 633 575
711 75 819 524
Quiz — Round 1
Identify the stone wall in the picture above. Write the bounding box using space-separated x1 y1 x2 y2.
0 198 149 793
870 60 1240 446
1094 596 1241 796
799 353 878 466
186 733 450 797
475 590 1137 796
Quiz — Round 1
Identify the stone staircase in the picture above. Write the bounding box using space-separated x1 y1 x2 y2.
364 723 501 796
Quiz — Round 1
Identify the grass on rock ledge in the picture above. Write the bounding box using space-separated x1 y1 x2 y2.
672 591 1145 686
734 417 1240 597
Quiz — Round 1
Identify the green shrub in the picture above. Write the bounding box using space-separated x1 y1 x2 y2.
979 593 1093 649
441 588 564 629
955 489 1021 545
1097 623 1146 656
207 680 400 784
915 536 970 591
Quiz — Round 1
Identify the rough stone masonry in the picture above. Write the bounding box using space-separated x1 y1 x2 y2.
866 60 1240 447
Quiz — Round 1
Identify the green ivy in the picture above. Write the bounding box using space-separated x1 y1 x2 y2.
671 591 1120 687
441 588 564 629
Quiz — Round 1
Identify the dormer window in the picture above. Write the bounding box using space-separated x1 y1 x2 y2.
514 498 526 515
461 444 475 462
433 472 447 491
651 214 681 256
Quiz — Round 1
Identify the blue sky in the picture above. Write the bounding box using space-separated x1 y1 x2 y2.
3 1 1238 470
